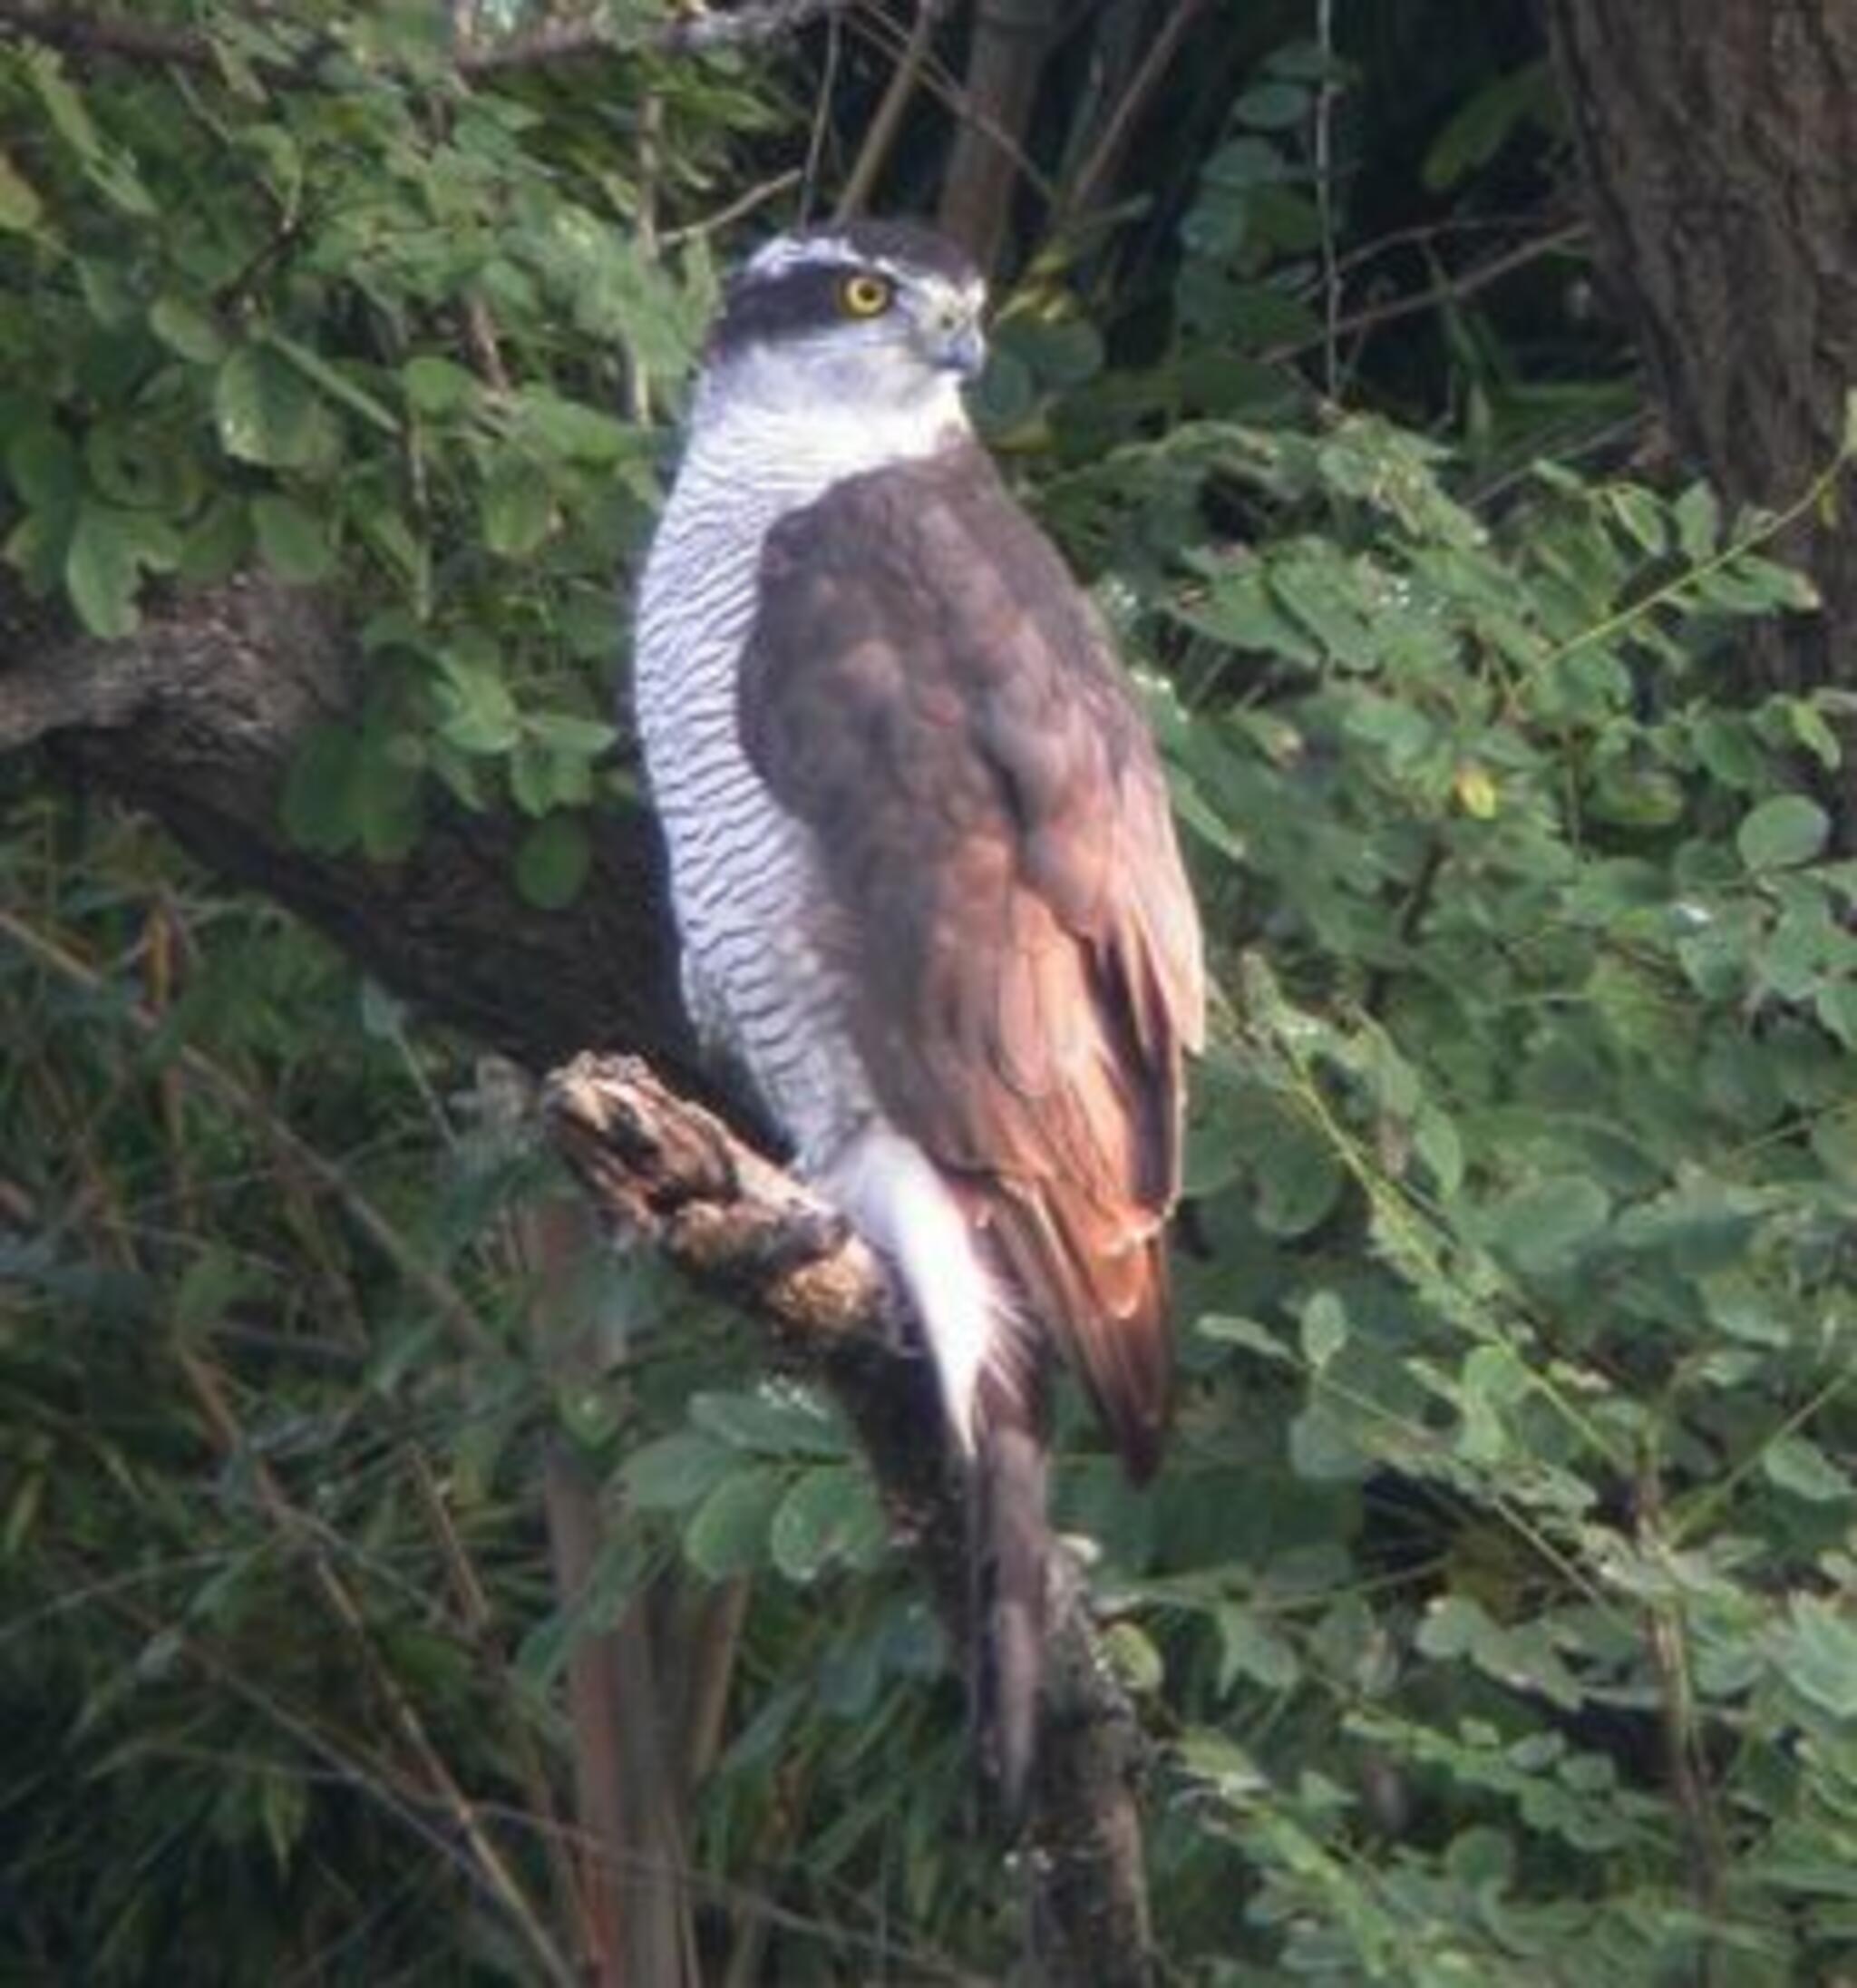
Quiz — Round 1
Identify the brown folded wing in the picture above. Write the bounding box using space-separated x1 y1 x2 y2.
739 443 1204 1478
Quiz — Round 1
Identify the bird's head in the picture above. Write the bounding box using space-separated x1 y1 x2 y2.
696 219 987 432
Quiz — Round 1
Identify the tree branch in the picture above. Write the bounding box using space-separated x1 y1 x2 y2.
468 0 849 70
0 572 705 1093
542 1054 1155 1988
0 0 851 78
1055 0 1211 232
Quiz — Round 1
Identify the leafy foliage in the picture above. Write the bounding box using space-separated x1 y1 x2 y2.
5 4 1856 1984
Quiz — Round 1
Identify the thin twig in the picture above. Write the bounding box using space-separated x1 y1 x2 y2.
1314 0 1340 397
405 1442 591 1970
847 1 1058 210
0 906 499 1359
1264 221 1590 368
1326 210 1581 281
1060 0 1210 227
836 0 937 219
630 91 666 422
662 169 803 248
1635 1463 1726 1983
800 8 842 221
462 297 511 395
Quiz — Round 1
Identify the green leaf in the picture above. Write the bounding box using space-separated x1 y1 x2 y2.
63 501 179 638
1776 1596 1857 1719
435 660 519 756
682 1465 782 1578
513 389 635 464
1300 1290 1349 1370
350 736 423 862
1784 695 1843 770
1762 1437 1852 1505
622 1431 735 1511
216 345 333 470
690 1388 843 1457
1288 1399 1370 1482
768 1466 886 1583
280 722 360 854
252 493 335 584
1254 1115 1345 1237
26 50 102 161
1233 82 1309 132
481 458 555 558
179 493 250 584
174 1245 250 1337
1196 1314 1293 1362
1423 62 1552 190
510 739 569 817
971 348 1035 432
1218 282 1324 349
1607 486 1667 557
267 332 398 436
1737 794 1830 872
24 47 155 214
1216 1604 1301 1692
1816 982 1857 1055
514 814 590 910
1415 1592 1484 1662
1414 1106 1464 1194
1102 1621 1166 1696
149 296 227 365
526 710 618 757
1674 482 1720 563
6 422 77 512
1463 1344 1533 1408
403 356 480 417
1201 135 1287 190
1003 317 1103 389
0 150 44 233
1487 1175 1611 1277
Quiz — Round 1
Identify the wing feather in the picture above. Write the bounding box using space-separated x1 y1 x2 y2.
740 444 1204 1478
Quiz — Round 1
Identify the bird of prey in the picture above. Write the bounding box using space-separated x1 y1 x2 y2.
635 219 1203 1811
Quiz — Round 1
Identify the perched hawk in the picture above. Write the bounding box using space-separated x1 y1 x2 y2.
635 220 1203 1808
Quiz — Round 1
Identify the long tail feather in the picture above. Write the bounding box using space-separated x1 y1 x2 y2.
974 1387 1050 1826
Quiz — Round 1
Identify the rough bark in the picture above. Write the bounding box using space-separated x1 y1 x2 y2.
1542 1 1857 821
544 1055 1156 1988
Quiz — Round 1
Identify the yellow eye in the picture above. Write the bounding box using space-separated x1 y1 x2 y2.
839 272 893 318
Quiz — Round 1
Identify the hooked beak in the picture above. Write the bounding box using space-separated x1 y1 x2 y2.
929 308 987 380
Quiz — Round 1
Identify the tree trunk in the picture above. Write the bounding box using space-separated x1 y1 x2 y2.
938 0 1060 273
1542 1 1857 822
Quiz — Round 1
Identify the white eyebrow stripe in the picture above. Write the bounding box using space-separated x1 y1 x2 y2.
743 236 981 301
745 233 859 277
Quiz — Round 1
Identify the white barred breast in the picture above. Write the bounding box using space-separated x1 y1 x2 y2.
633 394 958 1166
